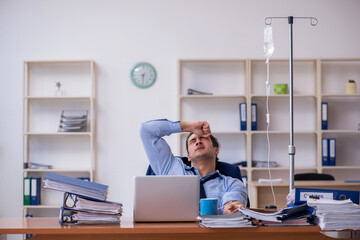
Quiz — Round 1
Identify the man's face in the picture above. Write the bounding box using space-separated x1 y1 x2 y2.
187 134 219 162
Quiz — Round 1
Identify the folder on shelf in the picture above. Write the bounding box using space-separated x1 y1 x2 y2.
30 177 41 205
43 172 108 201
239 103 246 131
63 192 123 215
251 103 257 131
329 138 336 166
24 177 31 205
59 207 121 225
321 102 328 130
293 188 359 205
322 138 329 166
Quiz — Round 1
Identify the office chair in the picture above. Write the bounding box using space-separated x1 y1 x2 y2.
146 157 250 207
294 173 335 181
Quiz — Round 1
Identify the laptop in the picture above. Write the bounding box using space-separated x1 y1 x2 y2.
133 175 200 222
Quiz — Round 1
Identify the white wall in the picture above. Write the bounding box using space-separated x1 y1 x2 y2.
1 0 360 218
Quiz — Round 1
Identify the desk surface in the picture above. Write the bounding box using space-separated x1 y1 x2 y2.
0 217 334 240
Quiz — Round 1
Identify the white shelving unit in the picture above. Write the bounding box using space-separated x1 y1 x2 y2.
178 58 360 208
22 60 95 217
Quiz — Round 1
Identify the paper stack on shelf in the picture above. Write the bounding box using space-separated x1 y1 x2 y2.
58 110 88 132
187 88 213 95
307 198 360 230
252 160 277 168
24 162 52 169
239 203 312 225
197 212 255 228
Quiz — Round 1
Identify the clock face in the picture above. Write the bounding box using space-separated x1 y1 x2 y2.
131 62 156 88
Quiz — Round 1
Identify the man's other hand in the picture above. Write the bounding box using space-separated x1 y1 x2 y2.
223 201 244 215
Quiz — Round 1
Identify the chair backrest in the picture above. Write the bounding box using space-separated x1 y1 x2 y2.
146 157 243 181
294 173 335 181
145 157 250 207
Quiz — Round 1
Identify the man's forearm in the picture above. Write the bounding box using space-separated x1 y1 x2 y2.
179 121 212 137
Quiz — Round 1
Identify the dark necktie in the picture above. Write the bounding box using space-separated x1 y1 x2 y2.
199 172 220 199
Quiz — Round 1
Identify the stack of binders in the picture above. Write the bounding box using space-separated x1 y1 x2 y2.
23 177 41 205
322 138 336 166
43 173 122 225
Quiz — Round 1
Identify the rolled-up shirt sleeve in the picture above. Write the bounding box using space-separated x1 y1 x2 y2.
220 178 248 212
140 119 183 175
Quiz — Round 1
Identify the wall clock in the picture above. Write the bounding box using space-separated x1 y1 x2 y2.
130 62 157 88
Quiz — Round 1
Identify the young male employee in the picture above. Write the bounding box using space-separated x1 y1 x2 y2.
140 119 248 214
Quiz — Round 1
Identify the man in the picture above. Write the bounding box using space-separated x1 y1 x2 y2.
140 119 248 215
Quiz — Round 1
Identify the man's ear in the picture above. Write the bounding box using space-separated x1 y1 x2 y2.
214 147 219 155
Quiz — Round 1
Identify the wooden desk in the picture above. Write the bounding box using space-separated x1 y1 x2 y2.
249 181 360 209
0 217 336 240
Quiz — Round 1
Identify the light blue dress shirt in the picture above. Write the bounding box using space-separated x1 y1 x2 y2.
140 119 248 214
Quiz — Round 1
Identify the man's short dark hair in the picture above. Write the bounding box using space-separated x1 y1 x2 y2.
185 133 220 160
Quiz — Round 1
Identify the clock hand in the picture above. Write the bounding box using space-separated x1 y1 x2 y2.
141 73 145 84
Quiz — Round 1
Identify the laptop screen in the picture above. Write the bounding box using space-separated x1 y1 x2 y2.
133 175 200 222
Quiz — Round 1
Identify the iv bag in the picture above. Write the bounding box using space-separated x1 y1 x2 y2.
264 26 274 61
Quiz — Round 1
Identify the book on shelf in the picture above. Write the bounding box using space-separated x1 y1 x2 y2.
322 138 329 166
328 138 336 166
23 177 41 205
43 172 108 201
239 103 246 131
251 103 257 131
321 102 328 130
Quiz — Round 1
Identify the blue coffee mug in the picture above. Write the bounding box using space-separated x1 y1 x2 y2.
200 198 218 215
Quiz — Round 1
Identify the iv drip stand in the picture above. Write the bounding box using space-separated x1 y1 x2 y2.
264 16 318 194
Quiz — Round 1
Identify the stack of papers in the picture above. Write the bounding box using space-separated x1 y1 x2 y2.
239 204 311 223
43 173 122 225
64 193 122 215
60 208 121 225
197 212 255 228
307 198 360 230
43 173 108 201
252 160 277 168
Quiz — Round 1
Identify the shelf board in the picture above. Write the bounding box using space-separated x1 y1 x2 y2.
24 132 91 136
24 96 92 100
25 60 93 64
249 180 360 187
321 94 360 98
23 169 92 173
321 130 360 134
251 94 316 98
180 131 247 135
23 205 61 209
180 95 246 99
322 166 360 170
251 167 317 171
251 130 316 135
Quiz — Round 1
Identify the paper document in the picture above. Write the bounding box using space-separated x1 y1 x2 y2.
307 198 360 230
197 212 255 228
